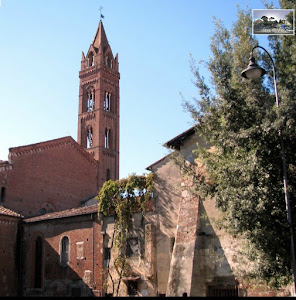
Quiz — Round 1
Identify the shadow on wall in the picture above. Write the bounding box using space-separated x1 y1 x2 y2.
190 200 247 297
152 162 182 235
22 229 98 297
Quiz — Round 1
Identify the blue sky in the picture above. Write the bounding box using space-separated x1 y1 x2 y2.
253 8 294 21
0 0 279 179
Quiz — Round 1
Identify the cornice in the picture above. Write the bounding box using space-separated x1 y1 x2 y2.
9 137 98 168
0 162 13 172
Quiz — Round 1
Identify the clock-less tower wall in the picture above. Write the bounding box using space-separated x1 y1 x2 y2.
77 20 120 187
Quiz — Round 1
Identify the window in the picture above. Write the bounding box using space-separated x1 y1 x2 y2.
34 237 43 288
0 187 6 203
61 236 69 265
104 247 111 261
104 92 111 112
87 127 93 148
126 237 139 257
106 169 111 181
88 52 94 67
105 56 112 68
87 92 95 112
104 128 111 149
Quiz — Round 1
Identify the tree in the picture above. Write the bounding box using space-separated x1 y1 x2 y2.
261 15 269 23
183 1 296 288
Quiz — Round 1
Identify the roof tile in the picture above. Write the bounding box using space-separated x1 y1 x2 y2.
24 204 98 223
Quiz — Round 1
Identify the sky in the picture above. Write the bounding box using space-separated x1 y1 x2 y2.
253 8 294 21
0 0 280 179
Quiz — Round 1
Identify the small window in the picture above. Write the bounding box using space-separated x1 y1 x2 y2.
87 128 93 148
104 92 111 112
105 56 112 68
104 128 111 149
1 187 6 203
39 208 46 215
88 52 94 67
104 247 111 261
126 237 139 257
87 92 95 111
61 236 69 264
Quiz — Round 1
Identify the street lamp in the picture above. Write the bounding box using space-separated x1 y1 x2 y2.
241 45 296 296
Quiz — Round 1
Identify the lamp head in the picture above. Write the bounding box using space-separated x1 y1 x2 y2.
241 56 266 80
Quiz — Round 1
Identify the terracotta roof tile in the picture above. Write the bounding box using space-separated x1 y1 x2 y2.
0 205 23 218
24 204 98 223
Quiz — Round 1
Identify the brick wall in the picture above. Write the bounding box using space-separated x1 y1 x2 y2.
0 215 21 296
0 137 99 217
22 212 103 297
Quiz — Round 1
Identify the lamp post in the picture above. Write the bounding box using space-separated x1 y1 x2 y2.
241 45 296 296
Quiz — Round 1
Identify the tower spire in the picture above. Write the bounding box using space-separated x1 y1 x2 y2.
92 20 109 50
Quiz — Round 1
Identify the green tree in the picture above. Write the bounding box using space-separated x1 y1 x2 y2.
183 2 296 288
261 15 269 23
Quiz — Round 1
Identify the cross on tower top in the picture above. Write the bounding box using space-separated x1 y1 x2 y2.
99 5 104 21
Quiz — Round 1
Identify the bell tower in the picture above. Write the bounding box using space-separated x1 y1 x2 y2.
78 21 120 186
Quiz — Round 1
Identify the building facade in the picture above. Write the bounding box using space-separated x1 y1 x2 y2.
0 20 119 297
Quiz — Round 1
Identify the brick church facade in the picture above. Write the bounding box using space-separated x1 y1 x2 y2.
0 20 119 297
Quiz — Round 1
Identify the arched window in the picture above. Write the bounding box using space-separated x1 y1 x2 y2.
104 92 111 112
87 127 93 148
105 56 112 68
34 237 43 288
87 91 95 111
104 128 111 149
88 52 94 67
60 236 69 265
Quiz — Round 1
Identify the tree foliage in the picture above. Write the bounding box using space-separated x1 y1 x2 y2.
183 1 296 287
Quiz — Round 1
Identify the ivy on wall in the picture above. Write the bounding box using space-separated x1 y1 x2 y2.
96 173 154 295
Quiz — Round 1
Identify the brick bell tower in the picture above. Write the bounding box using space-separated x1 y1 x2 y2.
78 20 120 186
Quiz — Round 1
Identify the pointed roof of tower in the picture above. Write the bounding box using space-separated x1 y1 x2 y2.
92 20 109 51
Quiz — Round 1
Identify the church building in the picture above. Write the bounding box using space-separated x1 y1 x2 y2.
0 20 119 297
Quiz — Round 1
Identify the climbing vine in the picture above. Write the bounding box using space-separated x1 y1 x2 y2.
96 173 154 295
97 173 154 249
